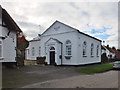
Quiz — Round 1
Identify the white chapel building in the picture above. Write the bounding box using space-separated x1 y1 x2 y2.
26 20 102 65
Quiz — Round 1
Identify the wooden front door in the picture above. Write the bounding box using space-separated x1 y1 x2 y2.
50 51 55 65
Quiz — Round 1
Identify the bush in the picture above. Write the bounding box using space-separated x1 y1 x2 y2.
54 62 57 66
44 62 48 65
101 53 108 63
36 56 46 64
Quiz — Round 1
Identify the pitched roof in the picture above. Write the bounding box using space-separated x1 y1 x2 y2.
50 38 62 44
45 38 62 44
2 8 22 32
42 20 102 42
29 39 40 42
105 46 115 53
101 45 106 50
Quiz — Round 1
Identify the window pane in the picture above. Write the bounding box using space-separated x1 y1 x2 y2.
83 49 85 55
39 47 41 56
32 47 35 56
97 45 99 56
66 45 71 56
83 41 87 56
66 40 71 44
0 45 1 57
68 51 71 55
28 49 29 55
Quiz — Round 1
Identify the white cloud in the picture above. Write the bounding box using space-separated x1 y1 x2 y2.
1 2 118 48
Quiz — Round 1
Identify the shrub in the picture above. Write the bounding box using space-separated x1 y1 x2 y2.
54 62 57 66
101 53 108 63
36 56 46 64
44 62 48 65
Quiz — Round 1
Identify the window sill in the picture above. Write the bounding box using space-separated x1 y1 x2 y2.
65 56 72 59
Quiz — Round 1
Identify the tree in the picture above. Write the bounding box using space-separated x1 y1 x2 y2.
17 32 29 66
101 53 108 63
17 32 29 57
112 46 116 50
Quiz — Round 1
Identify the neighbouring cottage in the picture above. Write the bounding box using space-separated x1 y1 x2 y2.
0 6 22 64
101 45 116 59
26 20 101 65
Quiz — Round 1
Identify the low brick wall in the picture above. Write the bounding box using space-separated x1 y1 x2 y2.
24 60 37 66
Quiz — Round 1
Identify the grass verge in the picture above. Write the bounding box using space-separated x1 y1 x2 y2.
78 63 113 74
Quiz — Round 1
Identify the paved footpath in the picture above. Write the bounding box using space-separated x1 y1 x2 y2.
22 70 118 88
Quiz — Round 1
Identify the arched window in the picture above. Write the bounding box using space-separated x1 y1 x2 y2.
97 45 99 56
66 40 72 56
91 43 94 56
83 41 87 56
50 46 55 51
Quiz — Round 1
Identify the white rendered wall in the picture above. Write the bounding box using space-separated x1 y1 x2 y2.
76 33 101 65
40 31 78 65
102 49 106 54
26 40 40 60
0 27 17 62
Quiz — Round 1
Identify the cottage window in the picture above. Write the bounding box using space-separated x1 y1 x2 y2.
28 49 29 55
83 41 87 57
32 47 35 56
0 41 2 57
91 43 94 57
39 47 41 56
66 40 72 56
97 45 99 56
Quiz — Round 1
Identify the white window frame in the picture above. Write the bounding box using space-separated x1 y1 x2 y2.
32 47 35 56
97 45 99 57
39 47 41 56
0 40 3 60
91 43 94 57
28 49 29 55
65 40 72 56
83 41 87 57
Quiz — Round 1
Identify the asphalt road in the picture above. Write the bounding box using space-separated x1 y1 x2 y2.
22 70 118 88
2 64 118 88
2 65 82 88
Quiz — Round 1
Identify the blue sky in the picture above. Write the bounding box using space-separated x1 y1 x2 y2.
83 25 113 40
1 2 118 48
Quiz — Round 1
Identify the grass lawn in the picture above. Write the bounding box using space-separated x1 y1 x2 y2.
78 63 113 74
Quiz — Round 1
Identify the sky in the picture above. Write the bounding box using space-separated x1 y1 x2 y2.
1 1 119 48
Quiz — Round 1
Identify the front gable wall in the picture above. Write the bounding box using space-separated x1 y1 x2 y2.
42 21 76 36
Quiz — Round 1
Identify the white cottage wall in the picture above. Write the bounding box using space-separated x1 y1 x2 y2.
26 40 40 60
1 27 17 62
102 49 106 54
